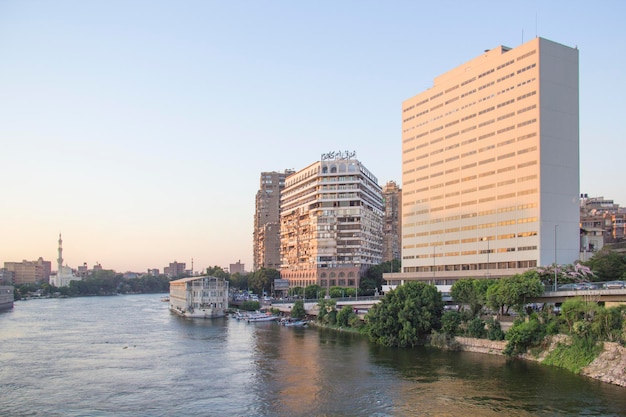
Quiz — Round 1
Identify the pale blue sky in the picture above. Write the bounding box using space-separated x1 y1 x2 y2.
1 1 624 273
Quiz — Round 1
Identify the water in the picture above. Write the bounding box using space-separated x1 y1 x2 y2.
1 294 625 417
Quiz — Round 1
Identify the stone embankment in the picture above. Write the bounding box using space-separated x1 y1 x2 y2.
454 336 626 388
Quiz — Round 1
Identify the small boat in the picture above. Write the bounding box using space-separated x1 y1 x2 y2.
247 313 278 323
281 318 308 327
161 296 170 302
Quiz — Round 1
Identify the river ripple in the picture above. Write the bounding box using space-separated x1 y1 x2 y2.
1 294 625 416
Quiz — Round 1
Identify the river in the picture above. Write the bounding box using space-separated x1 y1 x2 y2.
1 294 625 416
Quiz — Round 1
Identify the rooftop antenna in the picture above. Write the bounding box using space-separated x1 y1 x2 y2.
535 12 538 38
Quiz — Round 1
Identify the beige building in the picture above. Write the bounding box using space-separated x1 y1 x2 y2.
382 180 402 262
229 260 245 274
253 170 294 271
280 152 383 293
4 258 51 285
388 38 580 292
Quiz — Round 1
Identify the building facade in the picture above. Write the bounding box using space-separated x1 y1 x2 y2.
164 261 186 278
279 152 384 293
253 170 294 271
391 38 579 290
4 258 51 285
382 180 402 262
229 260 245 274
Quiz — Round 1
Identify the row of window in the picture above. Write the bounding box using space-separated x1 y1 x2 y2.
400 259 538 273
403 218 538 239
403 122 538 169
402 186 538 218
402 76 537 135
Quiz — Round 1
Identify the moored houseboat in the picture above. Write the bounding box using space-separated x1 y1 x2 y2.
0 286 14 310
169 276 228 318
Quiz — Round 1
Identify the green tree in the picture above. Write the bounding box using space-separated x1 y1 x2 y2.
440 310 462 336
584 249 626 281
317 299 336 324
450 278 494 317
304 284 323 299
206 265 230 280
361 259 400 295
249 268 280 296
336 306 357 327
486 271 544 316
291 300 306 319
366 282 443 348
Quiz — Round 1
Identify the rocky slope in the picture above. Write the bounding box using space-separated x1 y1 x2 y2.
454 336 626 388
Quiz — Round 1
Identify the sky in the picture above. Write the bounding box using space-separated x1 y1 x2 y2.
1 1 625 274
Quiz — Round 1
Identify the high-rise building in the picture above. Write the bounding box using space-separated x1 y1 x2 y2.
253 170 294 271
382 180 402 262
392 38 579 290
279 151 383 293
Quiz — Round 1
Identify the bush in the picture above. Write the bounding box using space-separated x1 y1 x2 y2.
485 318 505 341
429 330 461 351
240 301 260 311
441 310 462 336
466 317 486 338
503 316 546 356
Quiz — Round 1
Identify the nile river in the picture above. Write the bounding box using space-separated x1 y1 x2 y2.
1 294 625 416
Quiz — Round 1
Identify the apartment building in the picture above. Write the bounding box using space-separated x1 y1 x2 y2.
382 180 402 262
164 261 186 278
4 258 51 285
391 37 580 289
253 170 294 271
279 152 383 293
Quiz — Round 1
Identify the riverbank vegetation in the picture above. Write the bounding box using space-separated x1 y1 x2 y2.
313 264 625 378
13 270 171 299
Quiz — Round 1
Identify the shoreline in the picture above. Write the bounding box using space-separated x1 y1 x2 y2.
453 335 626 388
309 322 626 388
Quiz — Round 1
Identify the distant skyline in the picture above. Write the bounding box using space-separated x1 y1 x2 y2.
2 1 625 273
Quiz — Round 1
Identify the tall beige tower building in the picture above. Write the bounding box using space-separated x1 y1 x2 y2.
253 170 294 271
280 152 383 293
391 38 579 291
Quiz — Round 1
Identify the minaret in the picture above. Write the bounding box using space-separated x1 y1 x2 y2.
57 233 63 273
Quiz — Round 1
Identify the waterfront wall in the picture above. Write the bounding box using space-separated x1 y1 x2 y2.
454 335 626 388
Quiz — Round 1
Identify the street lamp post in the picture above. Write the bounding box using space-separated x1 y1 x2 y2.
554 224 559 291
482 237 490 277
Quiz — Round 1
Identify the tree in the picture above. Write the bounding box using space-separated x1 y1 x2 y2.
206 266 230 280
450 278 495 317
336 306 357 327
317 299 337 325
304 284 323 299
366 281 443 348
361 259 400 295
486 271 544 316
249 268 279 296
584 249 626 282
291 300 306 319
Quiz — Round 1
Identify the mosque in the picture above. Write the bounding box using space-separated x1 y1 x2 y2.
49 234 81 288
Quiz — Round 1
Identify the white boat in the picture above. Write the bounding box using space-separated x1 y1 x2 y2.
281 318 308 327
169 276 229 319
247 313 278 322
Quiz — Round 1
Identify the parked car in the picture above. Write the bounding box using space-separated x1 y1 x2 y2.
603 280 626 289
557 283 593 291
